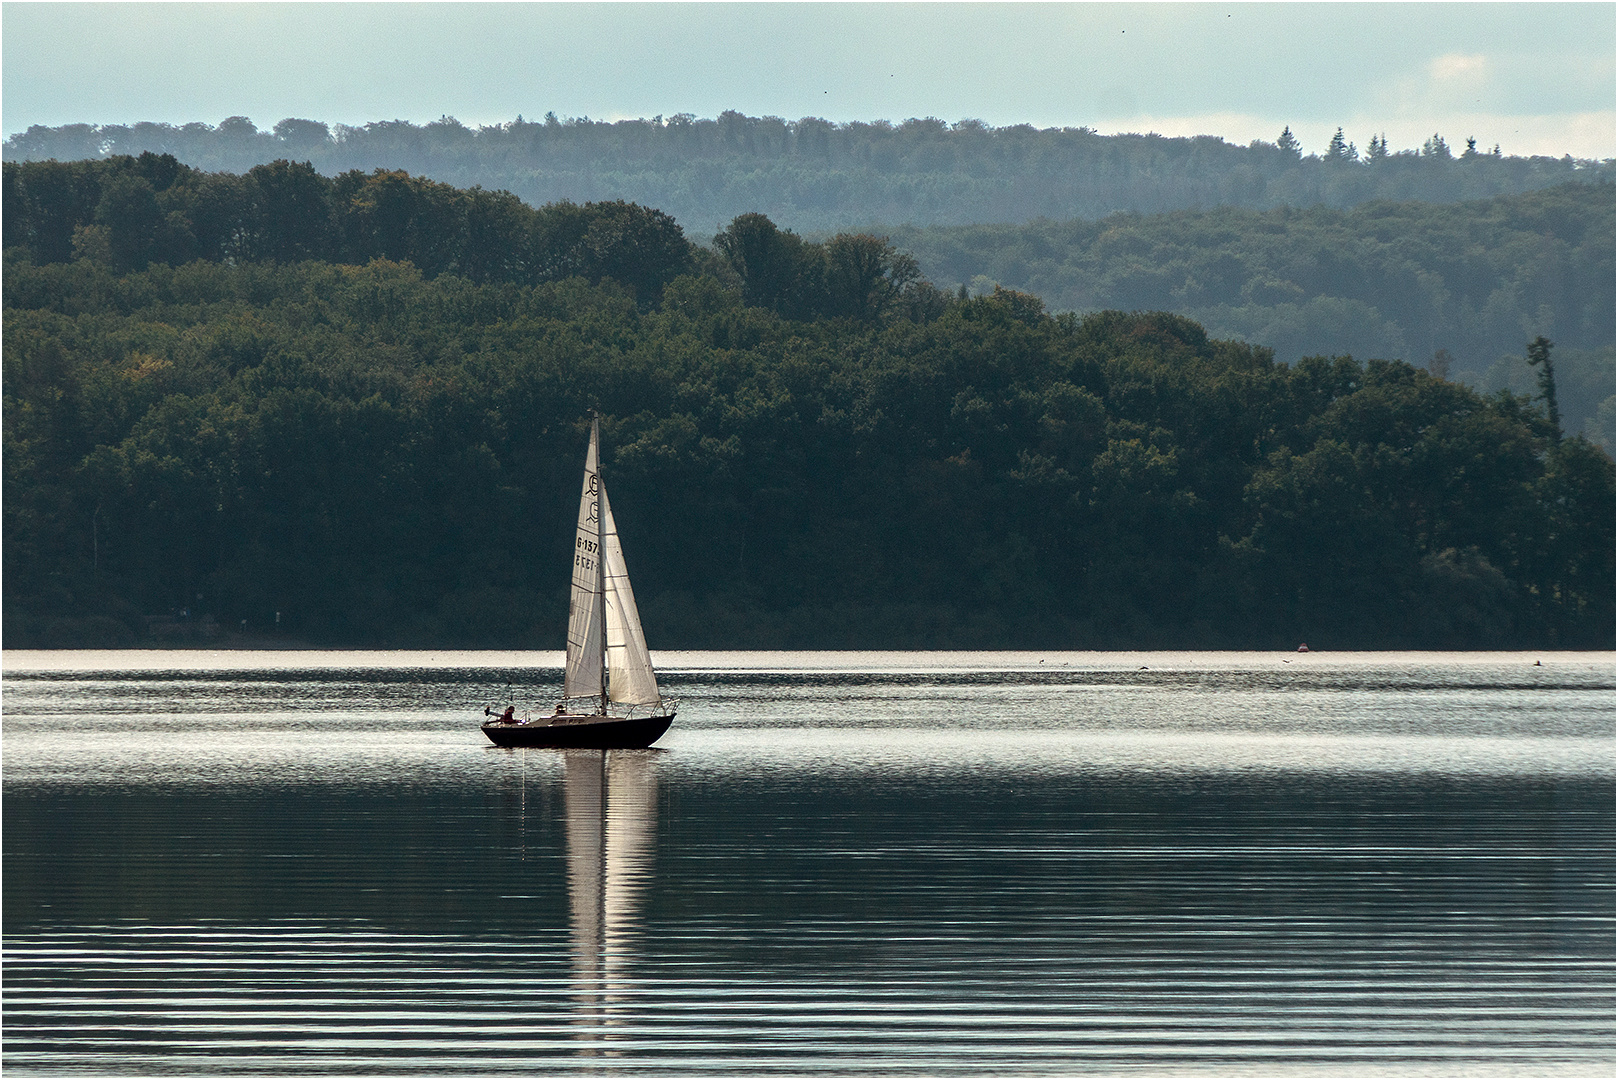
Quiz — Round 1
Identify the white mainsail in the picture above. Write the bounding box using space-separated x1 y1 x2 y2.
562 417 661 711
600 485 660 706
563 421 606 701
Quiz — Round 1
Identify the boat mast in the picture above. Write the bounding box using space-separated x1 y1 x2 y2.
594 412 608 716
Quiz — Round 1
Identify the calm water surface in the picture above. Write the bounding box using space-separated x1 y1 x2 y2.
3 650 1613 1076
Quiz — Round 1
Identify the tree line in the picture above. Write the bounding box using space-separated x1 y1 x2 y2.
2 154 945 324
5 213 1611 649
5 111 1610 234
888 182 1617 448
8 154 1610 447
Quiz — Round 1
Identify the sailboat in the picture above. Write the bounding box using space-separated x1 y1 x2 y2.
481 416 676 748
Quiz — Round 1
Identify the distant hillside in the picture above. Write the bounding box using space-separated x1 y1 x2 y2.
6 155 1611 449
5 112 1611 234
889 183 1617 448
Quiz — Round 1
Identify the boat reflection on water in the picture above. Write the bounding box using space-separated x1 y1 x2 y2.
562 749 659 1053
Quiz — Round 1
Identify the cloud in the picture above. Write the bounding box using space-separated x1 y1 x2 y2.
1429 54 1490 84
1473 110 1618 158
3 3 1610 159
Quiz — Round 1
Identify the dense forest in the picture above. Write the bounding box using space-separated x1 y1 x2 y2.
6 112 1611 234
891 183 1617 447
5 161 1612 650
6 155 1611 447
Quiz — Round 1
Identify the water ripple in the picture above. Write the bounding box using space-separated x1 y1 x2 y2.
4 652 1613 1075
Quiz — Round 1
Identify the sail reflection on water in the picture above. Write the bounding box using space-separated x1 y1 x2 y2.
563 749 659 1051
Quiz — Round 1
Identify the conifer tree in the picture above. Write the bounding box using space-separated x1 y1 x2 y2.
1527 336 1562 442
1327 127 1351 162
1422 133 1451 159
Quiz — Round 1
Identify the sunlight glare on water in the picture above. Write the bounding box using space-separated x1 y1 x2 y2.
3 650 1614 1075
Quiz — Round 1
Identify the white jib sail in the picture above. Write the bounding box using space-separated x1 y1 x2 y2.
563 421 606 701
600 483 661 707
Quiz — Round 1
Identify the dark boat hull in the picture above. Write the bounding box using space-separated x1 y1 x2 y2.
481 713 674 749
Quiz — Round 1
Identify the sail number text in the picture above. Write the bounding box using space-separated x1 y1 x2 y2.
575 536 599 573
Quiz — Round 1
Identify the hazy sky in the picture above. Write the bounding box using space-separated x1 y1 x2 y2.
3 2 1613 158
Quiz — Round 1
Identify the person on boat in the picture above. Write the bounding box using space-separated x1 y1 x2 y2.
485 705 515 723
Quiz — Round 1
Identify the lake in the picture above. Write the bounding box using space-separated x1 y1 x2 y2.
3 650 1613 1076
